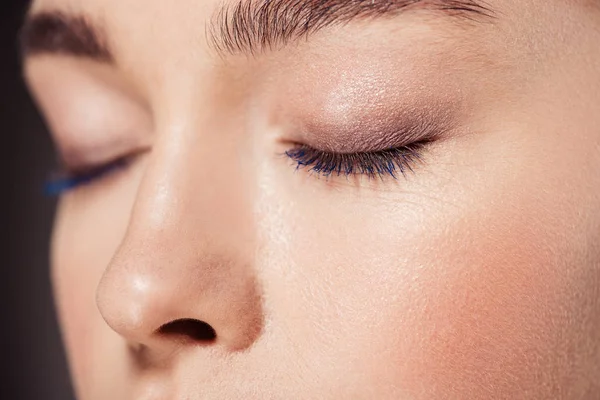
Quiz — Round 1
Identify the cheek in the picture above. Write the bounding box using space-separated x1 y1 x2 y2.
397 209 581 398
51 171 141 399
272 135 599 397
379 187 595 397
51 234 95 392
312 203 590 398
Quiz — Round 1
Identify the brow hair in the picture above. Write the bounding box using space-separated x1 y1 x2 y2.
19 1 493 63
20 11 113 62
210 0 494 55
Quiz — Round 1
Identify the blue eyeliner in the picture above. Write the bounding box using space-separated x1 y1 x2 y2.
285 142 426 180
44 159 126 196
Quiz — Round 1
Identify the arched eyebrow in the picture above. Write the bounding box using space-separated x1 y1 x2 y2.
20 0 494 62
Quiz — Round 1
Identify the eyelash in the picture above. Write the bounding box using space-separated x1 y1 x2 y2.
45 141 427 195
285 142 427 180
44 157 129 196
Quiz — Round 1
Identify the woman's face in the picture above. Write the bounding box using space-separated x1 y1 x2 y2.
23 0 600 398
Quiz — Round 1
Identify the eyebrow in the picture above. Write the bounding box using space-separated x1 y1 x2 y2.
20 11 113 63
210 0 494 55
20 0 493 62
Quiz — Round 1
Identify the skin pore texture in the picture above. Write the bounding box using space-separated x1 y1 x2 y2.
22 0 600 398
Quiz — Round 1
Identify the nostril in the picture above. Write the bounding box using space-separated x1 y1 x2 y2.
158 319 217 343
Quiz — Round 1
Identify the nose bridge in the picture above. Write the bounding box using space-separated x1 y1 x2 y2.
96 114 263 352
135 113 252 240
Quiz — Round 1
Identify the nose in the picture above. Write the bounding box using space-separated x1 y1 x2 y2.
96 127 264 354
97 244 263 352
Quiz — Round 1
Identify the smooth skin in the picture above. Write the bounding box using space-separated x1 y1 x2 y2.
24 0 600 398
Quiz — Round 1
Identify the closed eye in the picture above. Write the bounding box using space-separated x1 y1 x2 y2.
44 155 131 196
285 141 429 180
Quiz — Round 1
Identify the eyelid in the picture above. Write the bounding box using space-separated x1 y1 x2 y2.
44 149 146 196
58 145 148 174
285 103 456 157
44 159 126 196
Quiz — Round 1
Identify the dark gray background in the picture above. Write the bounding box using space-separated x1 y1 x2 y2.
2 0 76 398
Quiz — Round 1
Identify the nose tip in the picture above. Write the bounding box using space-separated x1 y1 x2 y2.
97 272 220 350
96 254 264 354
96 272 184 346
